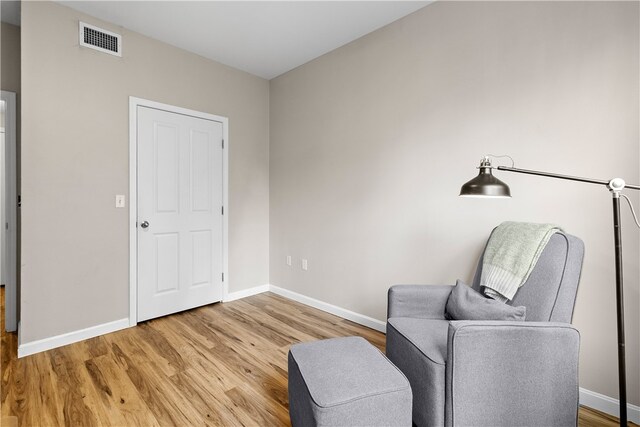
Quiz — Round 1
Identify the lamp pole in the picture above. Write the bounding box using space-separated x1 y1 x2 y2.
495 165 638 426
612 189 627 427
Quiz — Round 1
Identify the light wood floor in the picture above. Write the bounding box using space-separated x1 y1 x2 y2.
0 287 632 426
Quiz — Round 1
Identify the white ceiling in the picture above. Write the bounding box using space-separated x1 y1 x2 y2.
24 1 431 80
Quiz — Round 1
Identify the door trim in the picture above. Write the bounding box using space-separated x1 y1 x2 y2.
1 90 17 332
128 97 229 327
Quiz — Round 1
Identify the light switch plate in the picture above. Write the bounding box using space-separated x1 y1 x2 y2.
115 195 126 208
286 255 292 266
302 259 308 271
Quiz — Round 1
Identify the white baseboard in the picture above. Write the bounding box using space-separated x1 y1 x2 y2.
223 283 386 333
17 284 271 357
18 318 130 358
223 284 270 302
269 285 386 333
580 387 640 424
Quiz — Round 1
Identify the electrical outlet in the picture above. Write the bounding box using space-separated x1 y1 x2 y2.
302 259 308 271
115 195 126 208
286 255 292 266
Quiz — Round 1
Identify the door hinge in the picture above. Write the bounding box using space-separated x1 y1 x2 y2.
222 139 225 149
222 273 224 282
221 206 224 215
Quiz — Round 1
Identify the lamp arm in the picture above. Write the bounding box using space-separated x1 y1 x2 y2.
496 166 640 190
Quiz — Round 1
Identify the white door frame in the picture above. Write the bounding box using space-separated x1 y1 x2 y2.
1 90 17 332
128 97 229 327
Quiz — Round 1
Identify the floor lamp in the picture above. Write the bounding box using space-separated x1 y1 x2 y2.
460 156 639 427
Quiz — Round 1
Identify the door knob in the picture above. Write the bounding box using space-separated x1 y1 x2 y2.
140 221 150 229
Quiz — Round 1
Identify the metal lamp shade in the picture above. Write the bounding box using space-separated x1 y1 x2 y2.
459 165 511 198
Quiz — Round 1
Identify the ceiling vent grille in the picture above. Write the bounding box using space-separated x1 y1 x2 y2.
79 22 122 57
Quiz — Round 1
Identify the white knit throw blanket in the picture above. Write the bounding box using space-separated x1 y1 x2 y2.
481 222 562 302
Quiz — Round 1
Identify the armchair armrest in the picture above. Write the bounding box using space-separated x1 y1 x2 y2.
387 285 453 320
445 321 580 427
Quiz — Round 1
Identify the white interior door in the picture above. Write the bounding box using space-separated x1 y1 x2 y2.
137 106 223 322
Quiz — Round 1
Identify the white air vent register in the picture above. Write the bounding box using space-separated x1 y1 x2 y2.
79 22 122 57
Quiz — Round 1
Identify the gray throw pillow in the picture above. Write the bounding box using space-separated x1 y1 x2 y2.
445 280 526 321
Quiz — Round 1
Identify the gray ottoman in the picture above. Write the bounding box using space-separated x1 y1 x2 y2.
288 336 412 426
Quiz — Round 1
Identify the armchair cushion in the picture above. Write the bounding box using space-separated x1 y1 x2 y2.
445 280 526 321
387 318 449 365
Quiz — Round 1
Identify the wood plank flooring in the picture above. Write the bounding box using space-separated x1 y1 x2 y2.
580 406 636 427
0 287 633 426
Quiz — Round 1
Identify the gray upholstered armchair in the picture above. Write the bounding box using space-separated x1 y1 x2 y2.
386 232 584 427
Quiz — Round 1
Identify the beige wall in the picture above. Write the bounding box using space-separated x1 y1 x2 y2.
270 1 639 404
1 22 20 94
20 1 270 344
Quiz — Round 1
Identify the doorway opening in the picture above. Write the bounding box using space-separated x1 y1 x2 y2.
1 90 18 333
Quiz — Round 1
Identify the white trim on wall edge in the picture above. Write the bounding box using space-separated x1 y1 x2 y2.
269 285 386 333
17 318 130 358
579 387 640 424
223 284 270 302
